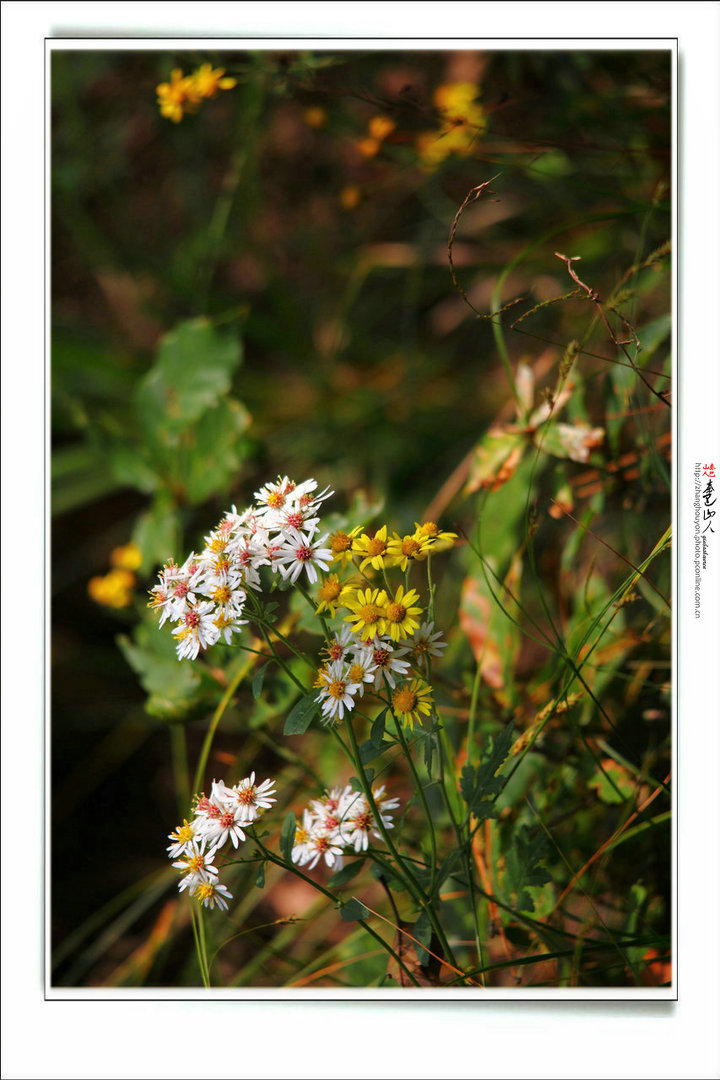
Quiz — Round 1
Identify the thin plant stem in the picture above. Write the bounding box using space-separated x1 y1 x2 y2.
192 654 251 797
392 712 438 898
251 836 422 986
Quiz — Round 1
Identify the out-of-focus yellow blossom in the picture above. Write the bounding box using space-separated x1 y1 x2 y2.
368 115 396 141
156 68 199 123
413 521 458 551
110 542 143 572
355 114 396 158
303 105 328 129
156 64 236 123
88 568 135 609
191 63 237 99
339 185 362 210
356 136 381 158
416 81 487 168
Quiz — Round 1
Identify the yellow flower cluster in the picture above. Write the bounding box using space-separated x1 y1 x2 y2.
156 64 237 123
88 543 142 609
416 81 487 169
355 114 396 159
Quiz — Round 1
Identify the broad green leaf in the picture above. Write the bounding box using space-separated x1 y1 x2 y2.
503 826 553 913
413 911 433 967
283 692 319 735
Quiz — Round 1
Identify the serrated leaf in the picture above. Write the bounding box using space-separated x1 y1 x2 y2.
503 826 553 913
279 811 296 863
283 692 319 735
460 724 515 817
340 898 370 922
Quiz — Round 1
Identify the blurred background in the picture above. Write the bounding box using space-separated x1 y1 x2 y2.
51 47 671 987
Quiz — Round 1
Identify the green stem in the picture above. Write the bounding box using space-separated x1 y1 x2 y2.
392 713 437 898
252 836 422 986
466 663 483 765
192 655 251 796
190 903 210 988
343 713 459 971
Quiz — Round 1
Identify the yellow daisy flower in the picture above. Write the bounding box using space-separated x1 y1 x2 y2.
391 678 434 730
380 585 423 643
328 526 362 566
315 574 344 616
353 525 390 571
386 532 432 571
413 521 458 550
343 586 388 641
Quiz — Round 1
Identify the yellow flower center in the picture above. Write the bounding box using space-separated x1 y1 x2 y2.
386 602 406 624
330 532 351 553
367 537 386 557
359 604 381 625
393 687 417 713
401 537 421 556
327 679 346 700
419 522 439 537
267 491 284 508
348 662 365 682
195 882 214 902
318 580 341 602
295 825 308 845
213 585 232 604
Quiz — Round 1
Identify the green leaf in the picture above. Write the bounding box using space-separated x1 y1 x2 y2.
503 826 553 913
252 661 271 701
359 738 392 764
116 613 207 722
283 692 319 735
279 811 296 863
328 860 365 888
370 709 387 748
413 911 433 966
131 492 178 573
340 898 370 922
153 318 242 429
254 862 266 889
181 398 252 504
460 724 515 817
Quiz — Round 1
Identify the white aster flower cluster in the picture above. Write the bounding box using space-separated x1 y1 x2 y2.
292 783 401 870
314 621 447 724
148 477 333 660
167 772 277 910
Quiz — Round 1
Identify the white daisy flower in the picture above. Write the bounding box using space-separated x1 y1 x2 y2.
315 660 361 723
172 840 219 893
409 621 448 662
291 808 319 866
305 829 345 870
172 600 221 660
362 639 411 690
190 879 233 911
339 785 400 853
277 529 332 586
194 781 247 850
230 772 277 823
166 818 199 859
